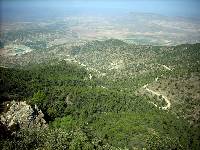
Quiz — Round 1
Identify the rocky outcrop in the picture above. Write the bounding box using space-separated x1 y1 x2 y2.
0 101 47 132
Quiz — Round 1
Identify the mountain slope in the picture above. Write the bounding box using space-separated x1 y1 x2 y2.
0 40 200 149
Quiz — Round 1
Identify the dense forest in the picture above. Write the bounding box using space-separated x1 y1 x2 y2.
0 40 200 150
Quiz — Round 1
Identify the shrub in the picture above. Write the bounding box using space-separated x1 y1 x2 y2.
31 91 46 108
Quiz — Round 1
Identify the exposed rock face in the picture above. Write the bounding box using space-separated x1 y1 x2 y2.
0 101 47 131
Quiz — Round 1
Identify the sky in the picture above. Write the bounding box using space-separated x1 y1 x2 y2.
1 0 200 21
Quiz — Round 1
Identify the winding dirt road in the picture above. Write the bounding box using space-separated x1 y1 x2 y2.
143 84 171 110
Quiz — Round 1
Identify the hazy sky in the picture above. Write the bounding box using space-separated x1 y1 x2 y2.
1 0 200 21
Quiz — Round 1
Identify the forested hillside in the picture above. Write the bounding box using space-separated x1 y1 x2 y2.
0 40 200 149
